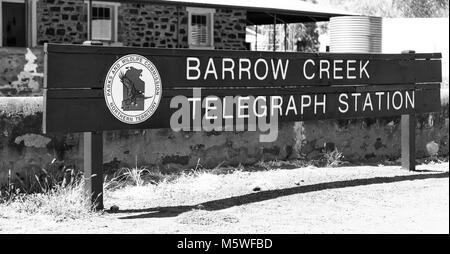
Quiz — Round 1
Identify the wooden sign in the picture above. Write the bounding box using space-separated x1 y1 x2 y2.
43 44 441 133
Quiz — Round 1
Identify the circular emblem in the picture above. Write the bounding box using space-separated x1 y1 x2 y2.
104 54 162 124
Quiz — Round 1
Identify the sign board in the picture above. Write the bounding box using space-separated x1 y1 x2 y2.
43 44 441 133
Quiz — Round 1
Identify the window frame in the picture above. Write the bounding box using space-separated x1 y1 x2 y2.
186 7 215 50
85 0 120 43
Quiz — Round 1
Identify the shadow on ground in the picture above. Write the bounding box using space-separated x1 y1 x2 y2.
112 171 449 220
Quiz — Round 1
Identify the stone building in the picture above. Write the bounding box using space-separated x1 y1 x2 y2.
3 0 249 50
1 0 250 97
0 0 447 184
35 0 248 50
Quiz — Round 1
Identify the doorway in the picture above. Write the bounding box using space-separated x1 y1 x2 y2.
2 1 26 47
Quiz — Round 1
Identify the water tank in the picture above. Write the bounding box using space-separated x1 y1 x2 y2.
329 16 382 53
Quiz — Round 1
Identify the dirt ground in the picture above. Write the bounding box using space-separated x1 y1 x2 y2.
0 162 448 234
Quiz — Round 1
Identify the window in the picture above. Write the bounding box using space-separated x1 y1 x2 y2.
92 6 112 41
187 7 214 49
86 1 120 43
191 14 208 46
0 0 36 47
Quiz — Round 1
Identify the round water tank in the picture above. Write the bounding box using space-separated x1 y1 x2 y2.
329 16 382 53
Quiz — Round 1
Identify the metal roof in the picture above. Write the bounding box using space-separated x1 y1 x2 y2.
92 0 357 24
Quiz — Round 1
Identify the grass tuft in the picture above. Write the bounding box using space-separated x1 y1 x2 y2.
324 149 344 167
0 159 94 221
114 167 151 187
7 180 93 221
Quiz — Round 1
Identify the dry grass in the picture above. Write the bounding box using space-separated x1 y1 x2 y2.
4 181 93 221
110 167 152 187
0 155 447 228
0 162 92 222
0 162 448 233
324 149 344 167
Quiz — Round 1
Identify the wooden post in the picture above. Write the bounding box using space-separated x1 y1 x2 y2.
401 50 416 171
401 114 416 171
84 131 104 210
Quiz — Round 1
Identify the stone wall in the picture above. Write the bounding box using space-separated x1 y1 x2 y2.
0 95 448 184
0 97 299 184
36 0 88 45
118 4 188 48
300 113 449 162
0 47 44 96
35 1 248 49
118 4 247 49
213 9 247 50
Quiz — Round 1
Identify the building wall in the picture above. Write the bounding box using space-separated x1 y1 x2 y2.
117 4 248 50
34 1 248 49
118 4 188 48
1 1 249 97
213 9 247 50
36 0 88 45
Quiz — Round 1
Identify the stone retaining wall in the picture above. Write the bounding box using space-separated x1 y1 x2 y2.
0 95 448 184
0 97 299 183
0 48 44 96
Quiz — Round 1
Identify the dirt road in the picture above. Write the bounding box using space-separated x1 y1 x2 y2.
1 163 448 233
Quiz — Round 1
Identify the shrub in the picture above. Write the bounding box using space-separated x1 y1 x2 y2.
324 149 344 167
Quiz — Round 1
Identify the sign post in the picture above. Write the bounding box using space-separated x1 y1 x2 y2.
401 50 417 171
401 114 416 171
83 131 104 210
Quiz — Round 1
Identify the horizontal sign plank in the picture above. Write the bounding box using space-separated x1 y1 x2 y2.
45 83 439 99
44 84 441 133
45 44 442 90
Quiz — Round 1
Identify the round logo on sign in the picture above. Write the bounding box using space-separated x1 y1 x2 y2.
104 54 162 124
